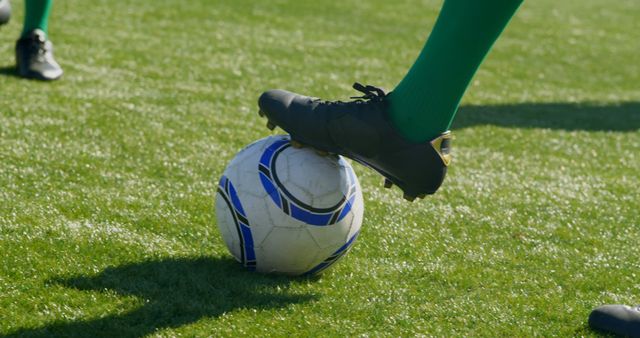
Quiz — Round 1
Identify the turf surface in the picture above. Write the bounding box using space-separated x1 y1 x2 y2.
1 0 638 336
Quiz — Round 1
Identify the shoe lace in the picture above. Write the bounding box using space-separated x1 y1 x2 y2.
350 82 387 102
27 36 49 61
312 82 387 106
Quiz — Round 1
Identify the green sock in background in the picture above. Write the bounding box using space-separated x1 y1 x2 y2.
22 0 53 38
389 0 524 142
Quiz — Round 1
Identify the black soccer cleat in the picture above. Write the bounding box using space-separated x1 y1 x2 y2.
258 83 452 201
16 29 63 81
0 0 10 26
589 304 640 337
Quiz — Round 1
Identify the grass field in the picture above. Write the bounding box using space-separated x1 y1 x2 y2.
1 0 639 336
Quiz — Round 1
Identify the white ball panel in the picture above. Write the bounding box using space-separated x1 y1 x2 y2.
306 222 351 250
239 193 277 247
277 148 347 209
257 227 321 274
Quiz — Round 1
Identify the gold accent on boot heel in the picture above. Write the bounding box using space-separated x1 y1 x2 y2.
430 131 453 166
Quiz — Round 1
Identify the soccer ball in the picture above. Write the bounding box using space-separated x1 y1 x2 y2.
215 135 364 276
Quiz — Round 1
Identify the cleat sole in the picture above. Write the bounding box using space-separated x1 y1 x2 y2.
403 193 416 202
383 178 393 189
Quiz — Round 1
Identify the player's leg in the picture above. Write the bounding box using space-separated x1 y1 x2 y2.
22 0 52 36
0 0 10 26
16 0 63 80
389 0 524 142
589 304 640 337
257 0 523 200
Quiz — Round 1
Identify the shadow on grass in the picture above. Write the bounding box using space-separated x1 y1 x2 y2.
453 102 640 132
0 65 19 78
4 257 317 338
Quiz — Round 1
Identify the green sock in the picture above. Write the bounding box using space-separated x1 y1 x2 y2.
22 0 53 38
389 0 524 142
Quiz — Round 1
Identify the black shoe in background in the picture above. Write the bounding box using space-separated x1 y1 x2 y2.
589 304 640 337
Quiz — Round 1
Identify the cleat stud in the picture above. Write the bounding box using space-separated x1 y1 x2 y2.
403 193 416 202
418 194 426 199
290 140 304 148
315 150 329 156
266 121 276 130
258 110 265 117
383 178 393 189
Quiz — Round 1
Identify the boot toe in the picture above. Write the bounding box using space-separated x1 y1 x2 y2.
258 89 297 116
